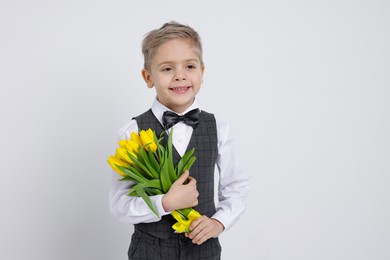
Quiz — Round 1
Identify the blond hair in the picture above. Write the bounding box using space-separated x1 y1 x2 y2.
141 21 203 70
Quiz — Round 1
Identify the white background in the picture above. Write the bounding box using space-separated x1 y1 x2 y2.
1 0 389 259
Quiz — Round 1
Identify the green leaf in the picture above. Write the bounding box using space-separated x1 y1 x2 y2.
160 154 172 193
128 190 137 196
118 176 133 182
166 130 176 183
136 189 159 217
117 165 148 183
158 131 166 141
182 157 197 172
176 208 193 220
128 153 155 179
138 148 159 179
157 145 165 162
128 179 162 194
135 147 146 165
128 165 147 180
176 148 195 177
145 187 163 195
148 149 160 172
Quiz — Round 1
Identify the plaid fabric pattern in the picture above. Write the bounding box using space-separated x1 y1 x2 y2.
129 109 220 259
128 231 221 260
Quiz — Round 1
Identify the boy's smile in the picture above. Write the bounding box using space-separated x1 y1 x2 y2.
142 38 204 113
171 86 191 94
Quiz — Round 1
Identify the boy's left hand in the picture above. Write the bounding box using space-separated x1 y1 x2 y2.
185 216 224 245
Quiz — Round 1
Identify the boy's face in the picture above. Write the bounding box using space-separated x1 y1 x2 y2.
142 38 204 113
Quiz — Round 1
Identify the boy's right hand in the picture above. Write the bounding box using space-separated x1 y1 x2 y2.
162 170 199 212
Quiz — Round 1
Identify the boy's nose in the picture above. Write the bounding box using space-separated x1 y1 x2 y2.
175 76 186 81
174 72 186 81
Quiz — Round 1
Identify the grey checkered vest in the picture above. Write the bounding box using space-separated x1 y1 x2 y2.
133 109 218 239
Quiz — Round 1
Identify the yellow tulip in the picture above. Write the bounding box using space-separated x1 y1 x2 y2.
131 132 143 147
118 139 127 149
116 148 135 164
118 139 139 152
171 209 201 233
107 155 129 176
126 139 140 151
140 129 157 152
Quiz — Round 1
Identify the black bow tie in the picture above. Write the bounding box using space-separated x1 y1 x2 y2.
162 108 200 129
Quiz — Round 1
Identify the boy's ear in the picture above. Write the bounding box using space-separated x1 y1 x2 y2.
141 69 154 88
201 64 205 83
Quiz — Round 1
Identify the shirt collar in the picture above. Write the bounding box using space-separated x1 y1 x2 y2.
151 98 201 125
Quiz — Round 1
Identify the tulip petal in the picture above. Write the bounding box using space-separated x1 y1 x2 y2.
171 209 201 233
107 156 128 176
131 132 143 147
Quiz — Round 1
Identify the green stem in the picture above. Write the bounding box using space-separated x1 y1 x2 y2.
175 208 193 220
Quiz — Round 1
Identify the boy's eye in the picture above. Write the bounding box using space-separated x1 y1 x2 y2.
187 64 196 69
162 67 172 72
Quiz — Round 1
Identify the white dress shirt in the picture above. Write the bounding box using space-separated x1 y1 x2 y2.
109 98 250 230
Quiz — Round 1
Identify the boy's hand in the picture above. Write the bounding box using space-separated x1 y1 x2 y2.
185 216 224 245
162 170 199 212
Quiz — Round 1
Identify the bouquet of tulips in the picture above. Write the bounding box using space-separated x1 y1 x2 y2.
108 128 201 233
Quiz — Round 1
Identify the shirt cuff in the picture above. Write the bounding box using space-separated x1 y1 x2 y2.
154 194 171 217
211 211 230 231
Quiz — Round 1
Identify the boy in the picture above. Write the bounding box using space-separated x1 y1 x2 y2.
109 21 250 260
